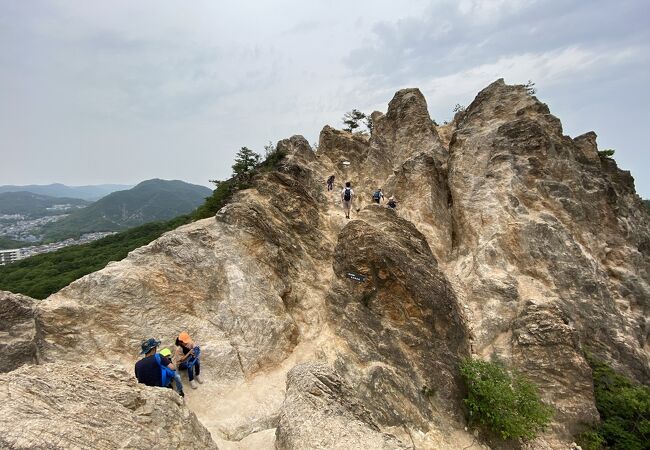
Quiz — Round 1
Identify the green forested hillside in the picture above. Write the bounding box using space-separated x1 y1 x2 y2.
0 237 34 250
0 191 88 217
0 215 191 299
39 179 211 241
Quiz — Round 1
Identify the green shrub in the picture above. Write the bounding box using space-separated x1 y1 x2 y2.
577 429 606 450
460 358 553 440
192 179 239 220
193 146 286 220
579 356 650 450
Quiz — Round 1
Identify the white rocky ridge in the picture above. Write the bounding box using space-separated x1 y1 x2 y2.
1 79 648 449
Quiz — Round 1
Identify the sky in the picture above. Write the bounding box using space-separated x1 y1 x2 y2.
1 0 649 196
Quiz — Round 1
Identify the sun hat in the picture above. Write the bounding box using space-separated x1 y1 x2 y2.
140 338 161 354
178 331 192 345
159 347 172 358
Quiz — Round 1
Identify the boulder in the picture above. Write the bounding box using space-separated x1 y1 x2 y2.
0 362 218 449
275 362 409 450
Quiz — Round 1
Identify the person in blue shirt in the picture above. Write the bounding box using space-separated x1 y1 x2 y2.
134 338 184 397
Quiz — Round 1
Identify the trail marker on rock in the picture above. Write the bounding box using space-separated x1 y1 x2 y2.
346 272 367 282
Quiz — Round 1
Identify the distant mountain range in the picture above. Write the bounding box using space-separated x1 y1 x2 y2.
0 192 89 217
0 183 132 201
39 179 212 241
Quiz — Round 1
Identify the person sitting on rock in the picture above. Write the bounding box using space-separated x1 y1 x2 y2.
372 188 384 204
135 338 183 397
387 196 397 209
159 347 184 397
341 181 354 219
174 332 203 389
326 175 335 191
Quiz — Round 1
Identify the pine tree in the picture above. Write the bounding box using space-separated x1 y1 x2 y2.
342 109 367 132
231 147 261 177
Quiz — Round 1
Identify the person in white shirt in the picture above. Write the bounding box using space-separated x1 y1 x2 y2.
341 181 354 219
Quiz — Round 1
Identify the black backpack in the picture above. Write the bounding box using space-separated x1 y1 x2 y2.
343 188 351 201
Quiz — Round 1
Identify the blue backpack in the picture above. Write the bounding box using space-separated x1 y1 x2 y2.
185 346 201 369
154 353 177 387
373 191 381 201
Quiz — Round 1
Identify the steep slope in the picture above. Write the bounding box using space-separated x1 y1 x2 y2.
4 80 648 449
446 80 649 436
39 179 211 240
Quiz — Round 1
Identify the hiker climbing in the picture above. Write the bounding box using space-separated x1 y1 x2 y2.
387 196 397 209
341 182 354 219
327 175 335 191
174 331 203 389
372 188 384 204
135 338 184 397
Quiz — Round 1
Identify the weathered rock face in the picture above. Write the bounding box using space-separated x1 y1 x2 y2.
371 88 447 173
3 79 648 449
447 79 649 436
276 363 409 450
326 206 469 430
0 362 217 449
0 290 38 372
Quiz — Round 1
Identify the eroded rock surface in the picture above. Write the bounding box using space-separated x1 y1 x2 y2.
326 206 470 429
276 363 409 450
0 290 38 372
447 79 649 436
0 362 217 449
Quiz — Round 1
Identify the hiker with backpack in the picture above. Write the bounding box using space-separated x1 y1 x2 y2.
372 188 384 204
134 338 184 397
327 175 335 191
387 196 397 209
174 331 203 389
341 182 354 219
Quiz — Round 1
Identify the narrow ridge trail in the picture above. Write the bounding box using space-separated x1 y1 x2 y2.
186 158 358 449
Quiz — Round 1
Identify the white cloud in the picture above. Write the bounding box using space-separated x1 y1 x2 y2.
457 0 538 22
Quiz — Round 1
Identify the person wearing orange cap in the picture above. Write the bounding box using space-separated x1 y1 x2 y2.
174 331 203 389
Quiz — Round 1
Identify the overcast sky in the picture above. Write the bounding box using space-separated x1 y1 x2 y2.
1 0 649 197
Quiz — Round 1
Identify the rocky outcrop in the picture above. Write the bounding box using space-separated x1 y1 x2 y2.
276 363 409 449
447 78 649 436
2 79 648 449
0 362 217 449
326 206 470 430
0 290 38 372
371 88 447 173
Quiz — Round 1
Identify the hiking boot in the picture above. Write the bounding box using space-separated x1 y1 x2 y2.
190 380 198 389
195 375 204 384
